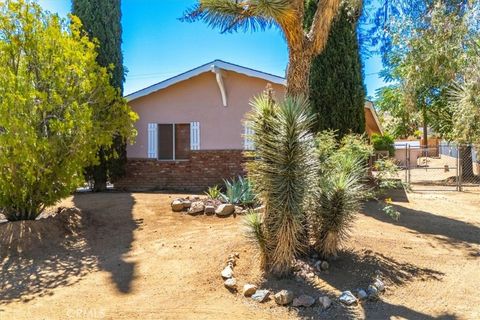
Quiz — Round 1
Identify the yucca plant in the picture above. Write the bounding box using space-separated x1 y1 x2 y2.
312 151 367 258
243 211 267 264
245 93 317 276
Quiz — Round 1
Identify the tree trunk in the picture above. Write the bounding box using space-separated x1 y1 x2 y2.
286 48 313 97
422 104 428 150
461 145 474 180
92 149 108 192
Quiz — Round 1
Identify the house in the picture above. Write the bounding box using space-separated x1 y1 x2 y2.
115 60 382 191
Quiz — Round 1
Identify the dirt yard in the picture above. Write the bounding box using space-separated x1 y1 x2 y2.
1 190 479 320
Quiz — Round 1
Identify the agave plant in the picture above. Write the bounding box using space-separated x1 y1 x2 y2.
245 93 317 276
221 176 256 206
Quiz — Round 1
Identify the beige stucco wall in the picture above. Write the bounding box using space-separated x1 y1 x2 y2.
127 70 285 159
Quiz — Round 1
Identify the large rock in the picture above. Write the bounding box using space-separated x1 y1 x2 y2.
292 294 316 307
274 290 294 306
224 278 237 291
318 296 332 309
221 266 234 279
215 204 235 216
367 285 378 299
339 291 357 305
373 279 385 292
320 261 329 271
357 289 368 300
204 205 215 215
182 200 191 209
234 206 243 214
187 201 204 215
171 200 184 212
243 284 257 297
251 289 270 303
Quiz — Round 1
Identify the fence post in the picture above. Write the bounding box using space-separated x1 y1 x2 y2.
407 144 411 185
404 144 408 184
458 144 463 192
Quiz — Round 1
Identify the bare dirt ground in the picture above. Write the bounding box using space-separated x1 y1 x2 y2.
1 190 479 320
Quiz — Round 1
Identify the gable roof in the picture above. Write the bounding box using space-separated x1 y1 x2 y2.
365 100 384 135
125 59 286 102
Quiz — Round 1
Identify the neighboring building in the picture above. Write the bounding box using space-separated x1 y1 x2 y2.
364 100 383 138
115 60 382 191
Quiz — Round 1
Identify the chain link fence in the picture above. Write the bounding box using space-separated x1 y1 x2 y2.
392 142 480 192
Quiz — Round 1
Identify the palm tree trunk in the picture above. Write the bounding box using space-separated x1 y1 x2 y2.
286 48 313 97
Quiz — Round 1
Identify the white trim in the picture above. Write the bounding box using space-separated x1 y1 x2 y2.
211 66 228 107
147 123 158 159
126 60 286 102
365 101 384 135
190 122 200 150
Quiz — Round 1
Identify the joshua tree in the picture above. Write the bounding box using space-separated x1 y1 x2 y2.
245 93 317 276
183 0 342 96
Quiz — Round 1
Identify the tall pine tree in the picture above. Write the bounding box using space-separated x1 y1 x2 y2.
72 0 126 191
305 0 366 137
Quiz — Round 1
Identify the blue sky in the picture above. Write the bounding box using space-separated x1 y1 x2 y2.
38 0 386 97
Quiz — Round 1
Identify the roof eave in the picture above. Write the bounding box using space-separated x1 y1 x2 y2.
125 59 286 102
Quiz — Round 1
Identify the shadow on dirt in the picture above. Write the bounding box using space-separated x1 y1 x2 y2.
0 192 140 305
362 200 480 249
257 248 446 319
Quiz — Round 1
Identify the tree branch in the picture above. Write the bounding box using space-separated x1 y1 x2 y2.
307 0 341 55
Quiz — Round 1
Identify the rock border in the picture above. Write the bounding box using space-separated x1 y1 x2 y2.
171 196 264 217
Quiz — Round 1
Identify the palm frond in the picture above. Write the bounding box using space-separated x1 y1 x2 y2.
181 0 294 34
449 79 480 144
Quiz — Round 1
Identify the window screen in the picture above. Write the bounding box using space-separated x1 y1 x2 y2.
175 123 190 160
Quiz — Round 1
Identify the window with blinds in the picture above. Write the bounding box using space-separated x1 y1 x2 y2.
147 122 200 160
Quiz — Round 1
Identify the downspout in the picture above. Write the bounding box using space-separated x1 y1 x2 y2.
211 65 227 107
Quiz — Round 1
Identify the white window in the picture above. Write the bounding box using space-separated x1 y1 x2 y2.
244 121 255 151
147 122 200 160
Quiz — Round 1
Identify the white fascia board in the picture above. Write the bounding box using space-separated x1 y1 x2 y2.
125 60 286 102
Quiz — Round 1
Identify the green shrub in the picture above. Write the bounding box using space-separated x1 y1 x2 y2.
315 131 373 177
204 185 221 200
373 158 403 192
371 133 395 156
0 2 137 221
